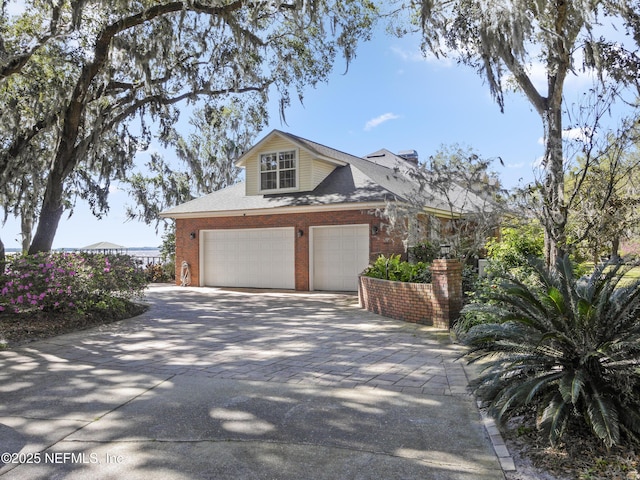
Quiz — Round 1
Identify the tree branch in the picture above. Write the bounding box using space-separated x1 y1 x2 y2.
499 47 546 115
0 3 63 80
72 83 269 168
0 111 61 178
54 1 250 177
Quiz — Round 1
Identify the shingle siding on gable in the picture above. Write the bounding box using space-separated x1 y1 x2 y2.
298 149 314 191
245 135 320 195
244 154 259 195
311 160 336 190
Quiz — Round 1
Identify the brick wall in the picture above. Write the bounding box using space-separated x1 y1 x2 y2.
358 259 463 329
174 209 404 290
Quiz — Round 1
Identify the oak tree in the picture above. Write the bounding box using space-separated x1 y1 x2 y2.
413 0 640 266
0 0 376 254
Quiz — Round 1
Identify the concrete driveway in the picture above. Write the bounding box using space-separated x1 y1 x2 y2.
0 285 507 479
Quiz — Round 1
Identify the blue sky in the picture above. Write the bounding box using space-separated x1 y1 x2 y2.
1 20 622 250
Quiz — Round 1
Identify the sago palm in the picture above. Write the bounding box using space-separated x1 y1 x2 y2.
461 255 640 447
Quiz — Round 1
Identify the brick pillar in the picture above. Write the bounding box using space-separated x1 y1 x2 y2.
431 259 463 329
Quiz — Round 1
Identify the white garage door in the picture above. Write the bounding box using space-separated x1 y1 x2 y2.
311 225 370 291
202 228 295 289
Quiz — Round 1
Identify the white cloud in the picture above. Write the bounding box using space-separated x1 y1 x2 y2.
364 113 400 131
538 127 594 146
563 127 593 143
390 45 454 67
506 162 526 169
390 46 424 63
137 143 161 155
528 62 548 92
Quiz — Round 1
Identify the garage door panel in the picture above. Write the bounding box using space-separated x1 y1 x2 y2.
312 225 369 292
202 228 295 289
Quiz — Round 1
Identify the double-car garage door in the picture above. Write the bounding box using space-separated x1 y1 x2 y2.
201 225 369 291
202 228 295 289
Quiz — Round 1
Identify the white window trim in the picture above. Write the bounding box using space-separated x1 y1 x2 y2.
258 148 300 193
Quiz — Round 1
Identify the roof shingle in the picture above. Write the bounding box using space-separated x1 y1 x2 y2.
161 130 488 218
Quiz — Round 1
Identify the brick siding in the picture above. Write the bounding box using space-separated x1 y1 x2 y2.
358 259 463 329
175 209 404 290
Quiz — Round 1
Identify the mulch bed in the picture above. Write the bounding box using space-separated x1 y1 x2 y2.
503 413 640 480
0 302 148 348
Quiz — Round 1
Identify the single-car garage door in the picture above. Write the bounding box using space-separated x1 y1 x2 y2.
202 228 295 289
311 225 370 291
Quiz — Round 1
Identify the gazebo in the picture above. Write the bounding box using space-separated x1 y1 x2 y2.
80 242 127 254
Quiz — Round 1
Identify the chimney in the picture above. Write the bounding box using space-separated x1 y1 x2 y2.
397 149 419 164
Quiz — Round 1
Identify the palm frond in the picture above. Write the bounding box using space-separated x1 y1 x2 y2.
558 370 585 405
619 405 640 441
538 392 569 446
460 254 640 447
586 388 620 448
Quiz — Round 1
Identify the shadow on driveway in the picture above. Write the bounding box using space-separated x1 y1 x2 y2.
0 285 504 479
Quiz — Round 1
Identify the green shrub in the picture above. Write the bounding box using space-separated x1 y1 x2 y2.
455 273 502 333
408 241 440 263
460 255 640 448
142 262 175 283
462 264 479 297
485 225 544 271
79 253 147 301
362 255 431 283
82 296 128 316
457 224 546 332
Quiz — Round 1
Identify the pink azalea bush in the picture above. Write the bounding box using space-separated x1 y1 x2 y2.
0 252 147 314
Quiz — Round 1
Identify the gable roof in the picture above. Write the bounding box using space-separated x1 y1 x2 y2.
235 130 355 168
161 130 490 219
81 241 126 250
159 163 395 218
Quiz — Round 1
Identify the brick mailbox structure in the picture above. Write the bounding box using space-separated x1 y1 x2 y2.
358 259 463 329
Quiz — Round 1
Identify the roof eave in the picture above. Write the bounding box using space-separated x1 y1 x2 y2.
161 198 463 220
160 201 389 219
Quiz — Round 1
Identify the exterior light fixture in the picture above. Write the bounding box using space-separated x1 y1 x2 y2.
371 225 379 235
439 244 451 259
190 232 196 240
297 229 304 237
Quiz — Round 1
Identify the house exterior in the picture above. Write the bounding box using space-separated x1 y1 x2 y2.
160 130 469 292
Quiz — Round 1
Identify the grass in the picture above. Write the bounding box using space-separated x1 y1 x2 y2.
579 262 640 281
624 266 640 279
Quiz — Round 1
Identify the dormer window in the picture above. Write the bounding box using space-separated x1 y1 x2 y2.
260 150 297 191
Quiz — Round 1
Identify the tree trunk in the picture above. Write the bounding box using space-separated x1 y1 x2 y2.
21 212 33 254
0 236 5 275
28 168 66 254
537 0 572 269
27 203 63 254
27 64 87 254
542 103 567 268
612 237 620 260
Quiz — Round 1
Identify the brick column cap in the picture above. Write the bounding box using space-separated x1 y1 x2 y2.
431 259 463 271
